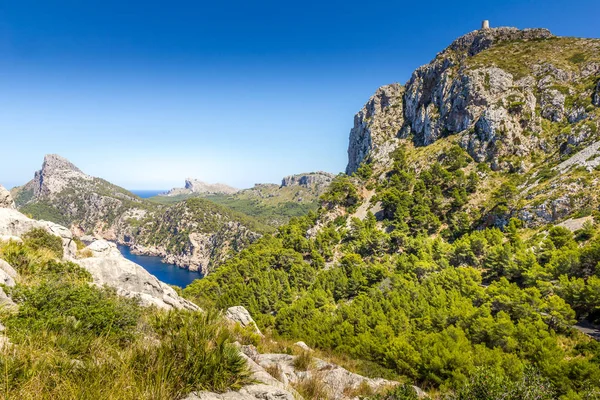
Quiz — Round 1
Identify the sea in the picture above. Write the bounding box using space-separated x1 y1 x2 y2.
130 190 165 198
116 244 203 288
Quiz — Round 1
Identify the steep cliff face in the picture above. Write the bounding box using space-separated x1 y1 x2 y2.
347 27 600 175
12 156 265 274
346 84 405 174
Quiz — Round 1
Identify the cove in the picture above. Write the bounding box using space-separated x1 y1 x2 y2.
116 244 203 288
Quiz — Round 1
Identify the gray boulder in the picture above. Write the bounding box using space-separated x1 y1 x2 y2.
0 259 18 280
225 306 263 336
0 185 15 209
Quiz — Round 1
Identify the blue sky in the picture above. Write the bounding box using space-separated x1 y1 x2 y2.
0 0 599 190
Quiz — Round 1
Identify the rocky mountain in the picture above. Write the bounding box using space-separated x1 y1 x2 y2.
185 25 600 398
163 178 239 196
151 171 335 226
347 26 600 227
12 155 267 274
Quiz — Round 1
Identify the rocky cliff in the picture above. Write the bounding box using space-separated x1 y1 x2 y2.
346 25 600 227
280 171 335 188
348 27 600 175
12 155 265 274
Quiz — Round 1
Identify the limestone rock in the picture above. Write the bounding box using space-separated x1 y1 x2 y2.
0 208 75 257
77 240 199 311
281 172 334 188
0 287 16 309
346 83 404 174
164 178 238 196
32 154 92 198
540 89 566 122
0 259 18 280
0 185 15 209
0 269 15 288
593 81 600 107
254 352 398 400
294 341 312 352
225 306 263 336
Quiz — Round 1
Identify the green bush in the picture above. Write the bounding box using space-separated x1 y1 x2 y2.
136 310 250 395
6 282 140 353
367 384 420 400
22 228 64 259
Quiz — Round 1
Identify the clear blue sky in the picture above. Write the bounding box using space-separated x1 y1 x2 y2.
0 0 598 190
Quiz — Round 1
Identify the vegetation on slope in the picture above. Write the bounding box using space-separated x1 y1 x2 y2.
0 231 250 399
149 183 323 227
184 146 600 398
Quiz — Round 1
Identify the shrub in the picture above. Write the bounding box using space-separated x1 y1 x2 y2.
367 384 419 400
22 228 64 259
137 310 250 395
6 281 140 353
450 367 556 400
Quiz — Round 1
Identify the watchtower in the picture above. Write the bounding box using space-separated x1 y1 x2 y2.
481 20 490 30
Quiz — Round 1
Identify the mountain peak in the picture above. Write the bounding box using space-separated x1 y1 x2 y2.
441 26 553 60
33 154 90 198
42 154 83 174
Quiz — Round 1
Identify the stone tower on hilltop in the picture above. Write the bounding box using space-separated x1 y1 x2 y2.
481 20 490 29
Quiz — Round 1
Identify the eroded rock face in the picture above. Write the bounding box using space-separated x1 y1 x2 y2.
593 80 600 107
346 27 600 175
77 240 199 311
0 185 15 209
281 172 334 189
346 84 405 174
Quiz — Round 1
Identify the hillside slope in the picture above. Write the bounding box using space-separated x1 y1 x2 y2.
184 26 600 398
150 172 335 226
12 155 268 274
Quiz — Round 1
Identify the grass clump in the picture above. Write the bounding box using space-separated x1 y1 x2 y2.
292 350 314 371
293 374 329 400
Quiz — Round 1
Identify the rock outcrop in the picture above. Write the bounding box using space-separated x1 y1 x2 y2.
593 80 600 107
281 172 335 188
77 240 199 310
164 178 238 196
0 208 77 258
225 306 263 336
347 84 405 174
346 27 600 174
0 185 15 209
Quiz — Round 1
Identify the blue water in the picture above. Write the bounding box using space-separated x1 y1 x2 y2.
117 244 203 288
131 190 166 198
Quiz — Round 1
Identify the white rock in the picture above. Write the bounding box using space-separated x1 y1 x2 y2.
0 208 75 257
0 259 18 279
225 306 263 336
0 185 15 209
294 341 312 352
0 269 15 287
